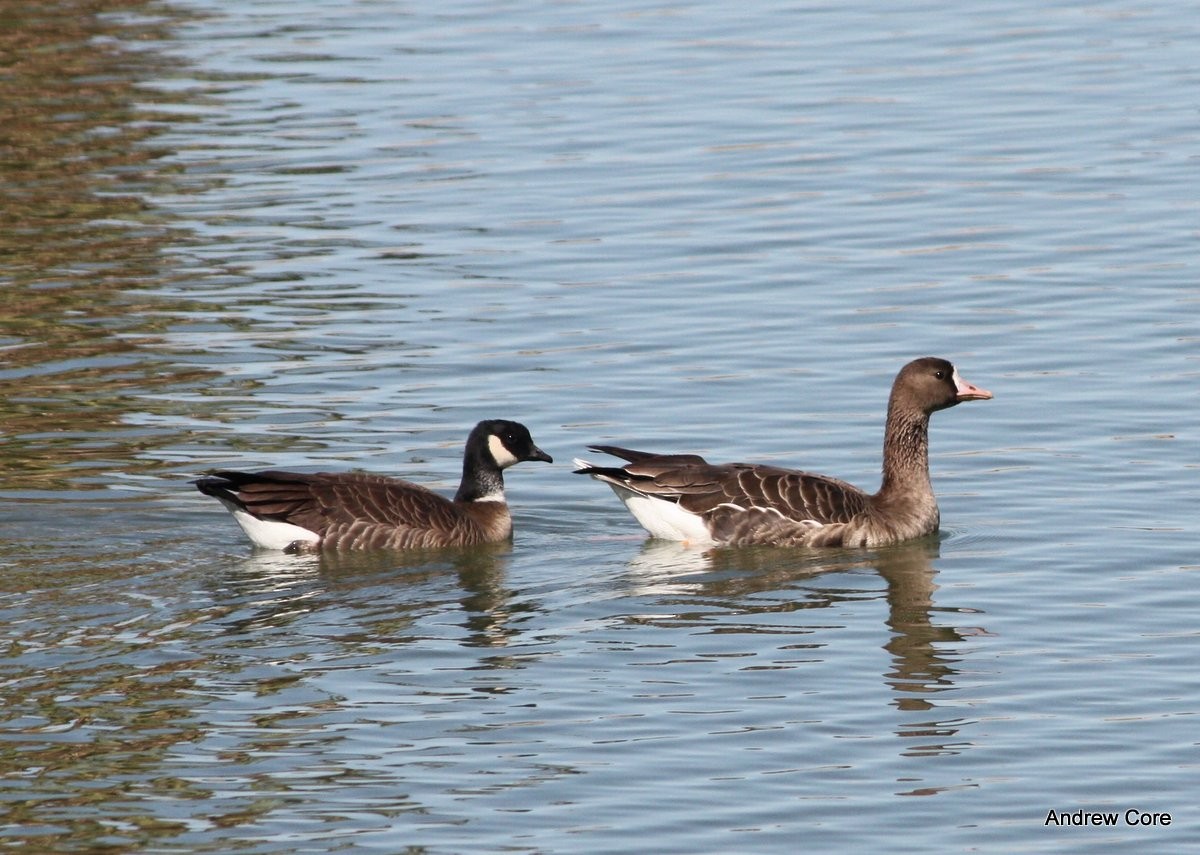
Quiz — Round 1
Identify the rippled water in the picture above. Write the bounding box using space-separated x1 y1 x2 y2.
2 0 1198 851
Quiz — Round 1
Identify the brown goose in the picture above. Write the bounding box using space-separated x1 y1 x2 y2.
573 357 991 548
195 419 552 551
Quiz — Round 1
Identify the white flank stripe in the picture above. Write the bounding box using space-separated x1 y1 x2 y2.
578 459 714 543
231 510 321 550
212 495 321 550
607 484 715 544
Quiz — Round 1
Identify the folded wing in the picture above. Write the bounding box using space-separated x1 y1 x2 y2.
577 446 870 543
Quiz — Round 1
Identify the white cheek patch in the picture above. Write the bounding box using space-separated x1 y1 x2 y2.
487 434 520 469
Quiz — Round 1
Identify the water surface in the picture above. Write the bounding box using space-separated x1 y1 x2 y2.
1 0 1198 851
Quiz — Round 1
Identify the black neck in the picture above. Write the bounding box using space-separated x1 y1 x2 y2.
455 436 505 502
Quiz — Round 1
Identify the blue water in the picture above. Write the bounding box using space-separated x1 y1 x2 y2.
1 0 1197 851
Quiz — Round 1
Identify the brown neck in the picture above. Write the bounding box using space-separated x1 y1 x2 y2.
876 398 933 502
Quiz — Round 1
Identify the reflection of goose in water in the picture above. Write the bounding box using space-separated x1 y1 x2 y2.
210 544 520 652
617 538 983 751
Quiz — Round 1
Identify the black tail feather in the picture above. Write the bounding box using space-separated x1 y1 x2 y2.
585 445 708 466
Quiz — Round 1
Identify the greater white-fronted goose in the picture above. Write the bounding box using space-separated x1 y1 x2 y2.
573 357 991 548
195 419 552 551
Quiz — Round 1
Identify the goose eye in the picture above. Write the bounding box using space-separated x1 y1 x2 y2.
934 370 945 380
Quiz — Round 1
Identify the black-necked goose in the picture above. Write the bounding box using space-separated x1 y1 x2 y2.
195 419 552 551
573 357 991 548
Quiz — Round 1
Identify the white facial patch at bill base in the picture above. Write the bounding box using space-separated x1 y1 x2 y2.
487 433 521 469
950 364 991 400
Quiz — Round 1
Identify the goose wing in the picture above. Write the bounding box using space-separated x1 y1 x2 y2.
200 470 468 537
577 448 869 524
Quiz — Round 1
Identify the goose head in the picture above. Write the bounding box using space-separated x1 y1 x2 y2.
892 357 993 415
472 419 554 469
